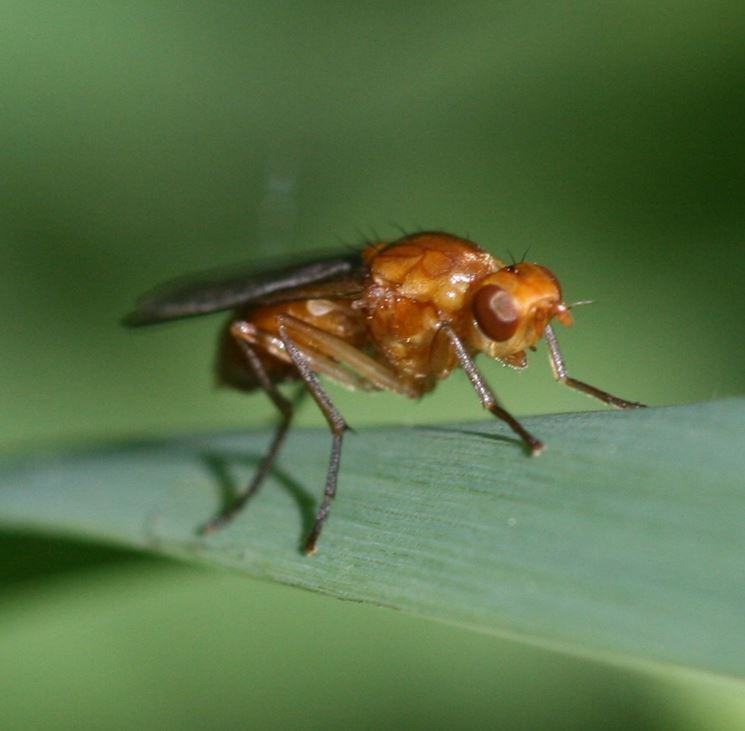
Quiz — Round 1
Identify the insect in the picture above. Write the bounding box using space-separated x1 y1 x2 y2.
125 231 645 554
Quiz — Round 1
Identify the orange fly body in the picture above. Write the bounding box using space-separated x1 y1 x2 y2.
125 231 644 554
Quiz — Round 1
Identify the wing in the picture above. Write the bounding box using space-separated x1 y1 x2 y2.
123 251 366 327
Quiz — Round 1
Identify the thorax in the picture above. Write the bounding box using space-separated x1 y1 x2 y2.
361 233 501 390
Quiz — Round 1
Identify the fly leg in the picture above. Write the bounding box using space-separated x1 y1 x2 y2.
278 314 418 397
200 322 294 535
277 318 350 555
441 324 544 455
543 325 646 408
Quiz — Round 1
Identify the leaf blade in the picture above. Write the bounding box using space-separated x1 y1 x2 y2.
1 399 743 680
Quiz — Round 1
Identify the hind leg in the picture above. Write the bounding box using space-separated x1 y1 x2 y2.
200 324 294 534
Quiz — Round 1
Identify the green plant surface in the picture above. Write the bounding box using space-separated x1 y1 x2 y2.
1 398 743 682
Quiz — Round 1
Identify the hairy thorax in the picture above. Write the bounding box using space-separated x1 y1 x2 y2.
361 233 502 392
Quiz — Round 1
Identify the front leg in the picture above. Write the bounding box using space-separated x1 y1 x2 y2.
543 324 646 408
441 324 544 455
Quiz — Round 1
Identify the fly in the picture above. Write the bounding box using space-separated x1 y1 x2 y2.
124 231 645 554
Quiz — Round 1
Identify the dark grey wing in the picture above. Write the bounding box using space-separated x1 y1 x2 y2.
123 251 365 327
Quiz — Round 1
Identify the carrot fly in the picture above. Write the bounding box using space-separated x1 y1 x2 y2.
124 231 645 554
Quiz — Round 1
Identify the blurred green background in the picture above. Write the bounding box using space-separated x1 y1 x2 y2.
1 1 744 728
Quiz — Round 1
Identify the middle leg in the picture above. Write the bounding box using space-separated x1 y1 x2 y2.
277 319 351 555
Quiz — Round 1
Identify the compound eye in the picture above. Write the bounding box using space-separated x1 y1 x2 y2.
473 284 519 342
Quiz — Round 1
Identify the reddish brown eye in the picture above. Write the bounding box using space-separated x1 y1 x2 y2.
473 284 519 341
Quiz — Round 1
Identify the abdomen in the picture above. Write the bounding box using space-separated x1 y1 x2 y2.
216 298 369 392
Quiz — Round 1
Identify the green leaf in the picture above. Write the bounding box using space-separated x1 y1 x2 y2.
1 399 743 682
